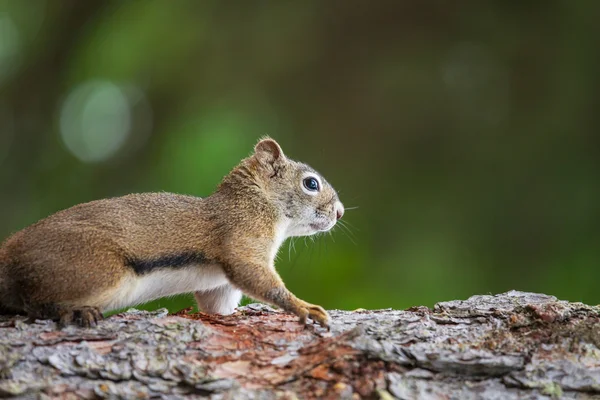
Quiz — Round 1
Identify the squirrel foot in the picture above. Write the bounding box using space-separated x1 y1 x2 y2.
58 306 104 328
295 300 330 329
26 304 104 328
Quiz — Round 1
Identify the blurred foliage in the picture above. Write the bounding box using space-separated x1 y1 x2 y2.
1 0 599 313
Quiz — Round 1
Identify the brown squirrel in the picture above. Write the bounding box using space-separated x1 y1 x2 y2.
0 138 344 328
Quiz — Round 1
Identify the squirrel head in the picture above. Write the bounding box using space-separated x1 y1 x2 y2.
240 137 344 238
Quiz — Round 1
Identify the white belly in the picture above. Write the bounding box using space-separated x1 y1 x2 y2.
101 264 229 311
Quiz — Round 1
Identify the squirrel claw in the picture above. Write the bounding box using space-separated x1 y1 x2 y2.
58 306 104 328
296 302 330 329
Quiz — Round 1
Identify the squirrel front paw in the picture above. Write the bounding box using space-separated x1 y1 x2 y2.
295 300 330 329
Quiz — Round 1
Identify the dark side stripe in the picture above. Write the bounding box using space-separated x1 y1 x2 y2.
126 251 209 275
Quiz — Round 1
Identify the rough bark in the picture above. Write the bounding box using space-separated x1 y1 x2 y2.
1 291 599 399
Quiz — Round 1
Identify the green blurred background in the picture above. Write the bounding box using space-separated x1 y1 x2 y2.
1 1 599 312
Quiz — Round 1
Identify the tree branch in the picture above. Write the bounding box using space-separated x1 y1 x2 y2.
1 291 598 399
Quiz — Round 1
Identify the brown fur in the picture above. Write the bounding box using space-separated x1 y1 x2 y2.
0 138 342 327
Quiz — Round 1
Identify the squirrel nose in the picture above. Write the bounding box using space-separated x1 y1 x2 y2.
335 202 344 220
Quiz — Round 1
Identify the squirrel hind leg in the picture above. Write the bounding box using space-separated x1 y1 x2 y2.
26 303 104 328
194 284 242 315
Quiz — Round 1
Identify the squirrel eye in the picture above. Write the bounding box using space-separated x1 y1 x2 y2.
303 177 320 192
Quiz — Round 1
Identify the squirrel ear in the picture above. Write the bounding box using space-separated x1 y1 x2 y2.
254 137 286 165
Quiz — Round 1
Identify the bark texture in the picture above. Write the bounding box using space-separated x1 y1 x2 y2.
1 291 600 399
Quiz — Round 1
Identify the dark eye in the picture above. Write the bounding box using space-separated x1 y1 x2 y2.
303 177 320 192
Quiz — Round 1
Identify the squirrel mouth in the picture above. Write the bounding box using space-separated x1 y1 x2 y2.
310 222 334 232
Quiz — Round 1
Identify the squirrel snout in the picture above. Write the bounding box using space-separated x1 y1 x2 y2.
335 202 344 220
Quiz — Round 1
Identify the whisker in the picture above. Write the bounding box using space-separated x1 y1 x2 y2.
340 219 359 232
289 238 303 270
344 206 360 210
319 234 324 259
341 229 357 245
337 220 357 239
335 221 357 245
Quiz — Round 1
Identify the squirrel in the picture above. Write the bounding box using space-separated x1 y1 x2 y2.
0 138 344 328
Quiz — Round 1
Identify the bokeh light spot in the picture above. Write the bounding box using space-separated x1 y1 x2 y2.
59 81 132 163
0 13 21 85
442 42 509 126
0 104 15 166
